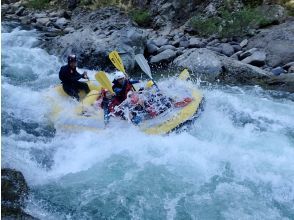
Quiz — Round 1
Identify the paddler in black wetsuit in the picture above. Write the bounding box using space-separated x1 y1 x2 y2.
59 54 90 101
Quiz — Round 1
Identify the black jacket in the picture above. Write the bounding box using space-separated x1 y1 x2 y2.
59 65 85 84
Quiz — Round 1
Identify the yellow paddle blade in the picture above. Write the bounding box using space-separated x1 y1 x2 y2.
109 51 126 74
179 69 190 81
95 71 114 94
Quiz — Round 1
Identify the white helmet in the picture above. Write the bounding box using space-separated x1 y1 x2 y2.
114 71 125 80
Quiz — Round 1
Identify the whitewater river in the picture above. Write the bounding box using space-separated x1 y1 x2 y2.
2 22 294 220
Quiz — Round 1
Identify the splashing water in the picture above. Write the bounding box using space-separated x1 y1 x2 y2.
2 22 294 220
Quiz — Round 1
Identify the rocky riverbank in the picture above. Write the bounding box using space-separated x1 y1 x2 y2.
2 0 294 92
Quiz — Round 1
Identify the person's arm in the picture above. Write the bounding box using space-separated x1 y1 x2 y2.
129 80 140 84
72 69 85 81
114 87 123 95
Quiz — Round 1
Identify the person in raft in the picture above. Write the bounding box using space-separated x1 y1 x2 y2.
59 54 90 101
108 71 140 115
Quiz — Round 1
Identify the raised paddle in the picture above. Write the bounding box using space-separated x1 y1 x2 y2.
109 50 136 91
178 69 190 81
109 51 128 77
134 54 159 89
95 71 114 94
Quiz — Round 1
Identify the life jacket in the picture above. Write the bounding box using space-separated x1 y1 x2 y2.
174 97 193 108
110 80 134 113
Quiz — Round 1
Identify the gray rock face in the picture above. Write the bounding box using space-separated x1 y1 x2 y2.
150 49 177 64
43 7 146 71
246 20 294 67
241 50 266 67
173 48 223 79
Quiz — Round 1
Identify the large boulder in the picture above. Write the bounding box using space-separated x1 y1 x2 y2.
150 49 177 64
264 73 294 93
241 50 266 67
1 168 36 219
219 55 271 85
246 20 294 67
173 48 223 80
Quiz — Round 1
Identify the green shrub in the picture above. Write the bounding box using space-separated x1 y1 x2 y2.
26 0 50 9
242 0 263 7
130 9 151 27
190 7 271 38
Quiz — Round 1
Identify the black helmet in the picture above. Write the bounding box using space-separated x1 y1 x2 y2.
67 54 77 63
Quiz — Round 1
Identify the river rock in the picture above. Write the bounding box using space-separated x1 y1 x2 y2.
189 37 204 48
246 20 294 67
157 45 176 53
241 50 266 67
265 73 294 92
283 62 294 71
36 17 50 26
219 43 235 57
147 41 159 54
230 51 242 60
173 48 222 79
288 66 294 73
150 49 177 64
271 66 285 76
232 44 242 52
219 55 271 85
34 12 47 19
1 168 36 219
239 48 258 60
54 17 69 28
20 16 31 25
2 4 10 15
15 6 25 16
153 37 169 47
240 39 248 48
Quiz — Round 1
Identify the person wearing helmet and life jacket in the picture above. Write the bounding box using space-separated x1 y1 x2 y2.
96 88 114 125
109 71 140 114
59 54 90 101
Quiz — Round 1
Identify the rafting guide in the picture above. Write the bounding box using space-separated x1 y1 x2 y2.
59 54 90 101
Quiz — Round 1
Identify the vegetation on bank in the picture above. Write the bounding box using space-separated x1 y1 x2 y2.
190 7 272 38
129 9 151 27
25 0 50 9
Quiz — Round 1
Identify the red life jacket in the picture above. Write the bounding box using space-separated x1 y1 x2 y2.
109 81 133 113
